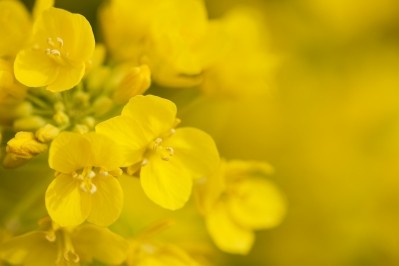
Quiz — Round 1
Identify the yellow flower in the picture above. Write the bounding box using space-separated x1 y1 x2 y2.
0 0 31 58
99 0 223 87
0 220 128 266
195 160 286 254
96 95 220 210
14 7 95 92
201 7 277 98
45 132 124 227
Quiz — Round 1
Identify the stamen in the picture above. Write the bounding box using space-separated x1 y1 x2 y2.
50 49 61 56
88 170 96 179
141 158 149 166
56 37 64 47
89 183 97 194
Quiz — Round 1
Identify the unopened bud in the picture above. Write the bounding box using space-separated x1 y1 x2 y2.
112 65 151 104
35 124 60 143
6 132 47 159
92 96 113 117
53 111 69 126
12 102 33 118
13 115 46 131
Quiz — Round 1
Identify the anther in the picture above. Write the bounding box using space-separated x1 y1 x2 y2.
50 49 61 56
88 170 96 179
56 37 64 47
141 158 149 166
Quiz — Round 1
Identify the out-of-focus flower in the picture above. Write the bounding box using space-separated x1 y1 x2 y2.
96 95 220 210
45 132 124 227
201 7 277 99
100 0 223 88
0 219 128 266
196 160 286 254
0 0 31 59
14 7 95 92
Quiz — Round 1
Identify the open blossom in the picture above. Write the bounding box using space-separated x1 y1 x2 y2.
0 219 128 266
45 132 124 227
96 95 220 210
196 160 286 254
14 7 95 92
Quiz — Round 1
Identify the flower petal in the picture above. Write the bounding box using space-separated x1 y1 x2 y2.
45 173 91 227
46 63 85 92
87 175 124 226
0 232 57 266
48 132 90 173
205 201 254 255
227 178 286 230
83 132 124 170
165 127 220 179
121 95 177 137
140 157 192 210
14 49 58 88
73 224 128 265
96 115 148 167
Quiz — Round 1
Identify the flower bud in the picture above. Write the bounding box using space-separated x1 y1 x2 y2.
6 132 47 159
112 65 151 104
35 124 60 143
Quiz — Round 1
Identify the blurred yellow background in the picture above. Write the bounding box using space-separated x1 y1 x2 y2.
17 0 399 265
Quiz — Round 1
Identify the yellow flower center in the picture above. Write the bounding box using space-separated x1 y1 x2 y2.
73 166 109 194
143 128 177 164
43 37 70 65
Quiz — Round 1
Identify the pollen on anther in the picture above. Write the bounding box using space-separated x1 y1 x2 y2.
56 37 64 47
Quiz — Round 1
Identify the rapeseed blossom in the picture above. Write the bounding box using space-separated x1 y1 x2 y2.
196 160 286 254
46 132 124 227
96 95 220 210
14 7 95 92
0 0 285 265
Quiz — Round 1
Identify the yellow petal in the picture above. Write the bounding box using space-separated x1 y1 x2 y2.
83 132 124 171
87 175 124 226
194 160 226 214
165 127 220 179
121 95 177 137
0 232 57 266
96 115 148 167
73 224 128 265
46 64 85 92
45 173 91 227
140 156 192 210
227 178 286 230
36 8 95 64
14 49 58 88
49 132 91 173
32 0 54 20
0 0 31 58
205 201 254 255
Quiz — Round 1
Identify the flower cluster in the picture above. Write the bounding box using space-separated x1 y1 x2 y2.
0 0 285 265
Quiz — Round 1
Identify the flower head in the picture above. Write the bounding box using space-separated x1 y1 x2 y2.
14 7 95 92
96 95 220 210
196 160 286 254
45 132 124 227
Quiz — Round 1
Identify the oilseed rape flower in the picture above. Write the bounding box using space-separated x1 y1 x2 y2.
196 160 287 254
0 1 285 265
14 7 95 92
0 219 128 266
45 132 124 227
96 95 220 210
